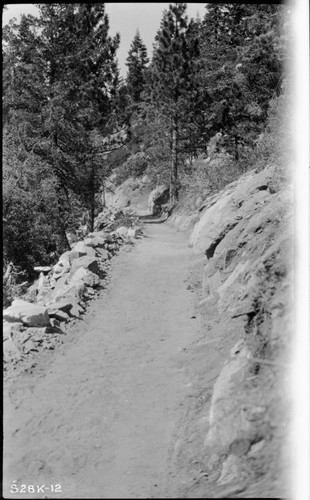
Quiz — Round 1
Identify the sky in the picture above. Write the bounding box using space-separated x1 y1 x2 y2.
2 3 206 78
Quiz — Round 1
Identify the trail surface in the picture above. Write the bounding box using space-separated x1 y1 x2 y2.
4 223 200 499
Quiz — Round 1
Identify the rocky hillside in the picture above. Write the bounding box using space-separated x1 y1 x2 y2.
165 163 294 497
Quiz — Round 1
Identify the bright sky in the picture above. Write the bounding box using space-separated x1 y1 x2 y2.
2 3 206 78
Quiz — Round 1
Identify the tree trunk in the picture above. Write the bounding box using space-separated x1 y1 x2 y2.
234 135 239 161
101 178 106 209
87 167 95 233
170 120 179 205
57 224 71 253
52 135 71 254
86 204 94 233
4 262 14 284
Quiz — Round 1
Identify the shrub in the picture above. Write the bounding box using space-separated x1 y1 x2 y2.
125 152 148 177
181 153 243 199
113 151 149 185
238 94 292 179
107 147 131 171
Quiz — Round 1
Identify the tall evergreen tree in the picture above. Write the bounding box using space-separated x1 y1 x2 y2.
200 3 286 159
3 4 120 238
3 3 120 275
126 30 149 105
148 3 201 203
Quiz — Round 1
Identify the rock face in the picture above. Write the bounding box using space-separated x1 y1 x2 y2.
168 164 293 497
148 185 170 215
189 166 277 253
205 342 253 448
190 166 293 439
105 176 153 212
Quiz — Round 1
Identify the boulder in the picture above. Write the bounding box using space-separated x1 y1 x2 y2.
106 243 119 252
148 185 169 215
46 296 83 319
84 236 106 248
68 242 96 263
88 231 110 239
47 309 70 322
58 251 71 265
71 256 100 276
127 228 137 239
50 273 70 299
46 299 73 314
3 300 50 327
94 247 109 261
68 301 84 318
23 283 38 303
115 226 129 239
70 267 100 288
53 260 71 279
94 208 114 230
55 282 86 301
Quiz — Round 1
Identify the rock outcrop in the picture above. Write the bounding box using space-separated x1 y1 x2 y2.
105 176 154 212
148 185 170 215
168 164 293 497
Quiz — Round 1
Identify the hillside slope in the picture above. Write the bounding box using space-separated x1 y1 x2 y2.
165 164 293 498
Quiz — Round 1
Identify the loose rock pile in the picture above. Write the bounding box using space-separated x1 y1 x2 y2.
3 218 142 370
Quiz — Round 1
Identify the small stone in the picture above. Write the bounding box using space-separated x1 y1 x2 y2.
248 439 265 456
229 438 251 456
49 318 61 328
47 299 73 313
34 266 52 273
23 340 39 354
47 309 70 322
127 228 137 239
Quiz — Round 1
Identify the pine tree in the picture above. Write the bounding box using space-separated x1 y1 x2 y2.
148 3 201 203
3 3 121 273
200 3 287 159
38 3 120 232
126 30 149 105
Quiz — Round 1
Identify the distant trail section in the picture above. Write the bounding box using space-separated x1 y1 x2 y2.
4 223 200 499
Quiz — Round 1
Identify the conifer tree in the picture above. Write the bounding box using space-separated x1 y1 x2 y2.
200 3 286 159
3 3 120 271
148 3 201 203
126 30 149 105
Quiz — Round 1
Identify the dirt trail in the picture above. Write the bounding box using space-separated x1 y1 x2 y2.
4 223 201 499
